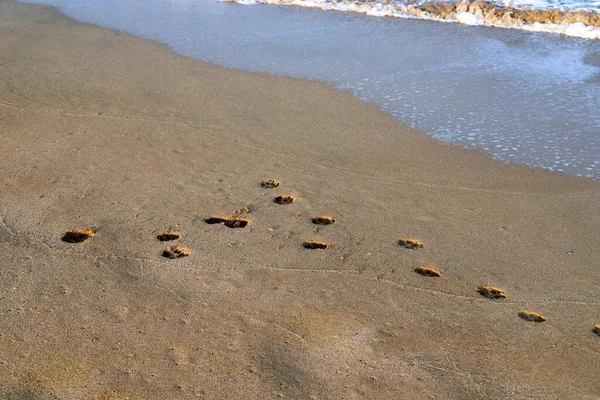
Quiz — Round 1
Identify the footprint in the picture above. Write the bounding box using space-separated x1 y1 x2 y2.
62 229 95 243
476 286 506 299
312 216 335 225
303 241 329 250
261 179 280 188
274 195 295 204
157 231 181 241
518 311 546 322
398 238 424 249
593 325 600 336
205 217 249 228
414 266 442 277
162 247 191 259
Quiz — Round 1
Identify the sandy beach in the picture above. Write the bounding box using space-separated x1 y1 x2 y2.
1 1 600 398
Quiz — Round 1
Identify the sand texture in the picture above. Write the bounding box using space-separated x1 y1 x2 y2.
1 1 600 399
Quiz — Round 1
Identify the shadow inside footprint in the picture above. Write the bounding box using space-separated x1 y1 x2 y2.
205 217 249 228
261 179 280 188
312 216 335 225
162 247 191 259
518 311 546 322
303 241 329 249
224 218 249 228
398 238 423 249
274 195 295 204
414 266 442 277
593 325 600 336
477 286 506 299
205 217 229 224
62 229 95 243
157 231 181 241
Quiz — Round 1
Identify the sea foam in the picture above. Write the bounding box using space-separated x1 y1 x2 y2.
227 0 600 39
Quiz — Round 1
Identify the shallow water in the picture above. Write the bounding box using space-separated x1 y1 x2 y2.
19 0 600 179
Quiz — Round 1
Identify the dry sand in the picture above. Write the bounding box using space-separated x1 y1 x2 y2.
1 1 599 398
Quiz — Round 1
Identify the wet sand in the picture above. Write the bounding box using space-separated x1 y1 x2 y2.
1 1 599 398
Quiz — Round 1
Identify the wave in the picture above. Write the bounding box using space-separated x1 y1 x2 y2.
227 0 600 39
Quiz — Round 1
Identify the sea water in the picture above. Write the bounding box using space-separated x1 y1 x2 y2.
18 0 600 180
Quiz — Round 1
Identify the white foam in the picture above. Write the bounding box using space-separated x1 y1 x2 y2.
456 11 483 25
499 0 599 12
226 0 600 40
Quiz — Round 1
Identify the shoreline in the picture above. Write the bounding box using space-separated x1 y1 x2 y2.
7 1 599 190
1 1 599 398
17 0 600 181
